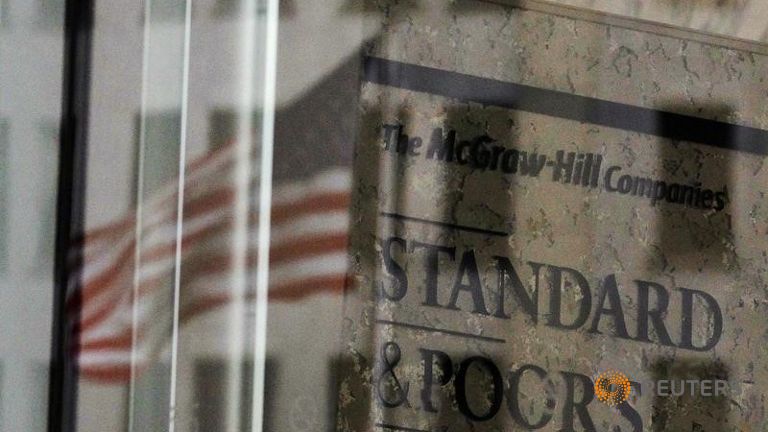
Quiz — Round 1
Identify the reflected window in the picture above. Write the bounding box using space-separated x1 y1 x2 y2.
207 109 239 150
194 358 277 431
145 0 187 22
0 120 8 274
133 111 181 203
211 0 240 18
327 356 353 430
207 108 261 150
36 0 64 27
35 122 58 267
0 0 9 27
132 363 171 431
211 0 288 19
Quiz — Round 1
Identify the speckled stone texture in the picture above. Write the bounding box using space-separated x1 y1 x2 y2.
338 1 768 431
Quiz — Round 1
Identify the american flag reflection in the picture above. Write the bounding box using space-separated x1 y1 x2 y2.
72 142 351 382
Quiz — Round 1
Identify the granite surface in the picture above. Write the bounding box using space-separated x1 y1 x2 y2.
339 1 768 431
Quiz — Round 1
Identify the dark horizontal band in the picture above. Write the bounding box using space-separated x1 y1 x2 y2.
375 319 507 344
379 212 509 237
363 56 768 156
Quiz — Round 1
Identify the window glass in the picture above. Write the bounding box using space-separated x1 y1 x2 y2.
34 0 768 431
75 0 278 431
0 0 63 430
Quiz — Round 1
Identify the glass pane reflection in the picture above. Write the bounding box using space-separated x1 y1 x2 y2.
61 0 768 431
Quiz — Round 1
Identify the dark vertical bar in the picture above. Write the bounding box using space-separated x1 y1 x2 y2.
48 0 94 430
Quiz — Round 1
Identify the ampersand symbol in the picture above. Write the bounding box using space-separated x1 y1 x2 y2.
376 342 410 408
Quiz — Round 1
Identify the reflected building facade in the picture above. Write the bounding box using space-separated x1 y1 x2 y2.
2 0 768 431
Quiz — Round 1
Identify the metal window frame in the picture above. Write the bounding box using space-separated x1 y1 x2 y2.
48 0 93 431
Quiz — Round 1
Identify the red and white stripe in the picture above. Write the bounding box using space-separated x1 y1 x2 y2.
74 143 351 382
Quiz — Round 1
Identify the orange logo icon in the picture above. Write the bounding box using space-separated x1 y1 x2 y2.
594 371 632 406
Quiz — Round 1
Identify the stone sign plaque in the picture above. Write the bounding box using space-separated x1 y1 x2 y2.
339 1 768 431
